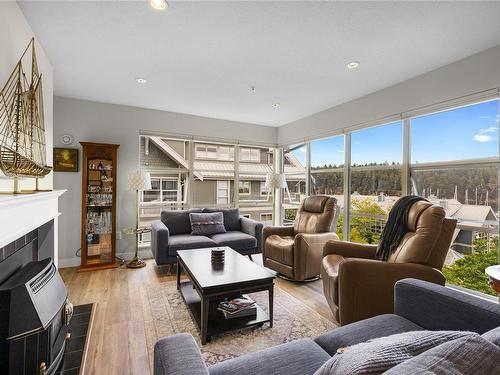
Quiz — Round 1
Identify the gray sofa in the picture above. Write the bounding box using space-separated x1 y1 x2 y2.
151 208 263 265
153 279 500 375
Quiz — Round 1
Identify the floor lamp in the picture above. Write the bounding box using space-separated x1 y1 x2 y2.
127 169 152 268
265 173 291 224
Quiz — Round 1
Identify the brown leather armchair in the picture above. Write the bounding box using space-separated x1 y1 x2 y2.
321 201 457 325
263 195 339 281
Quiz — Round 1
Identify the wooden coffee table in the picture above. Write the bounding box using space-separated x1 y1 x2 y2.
176 247 276 344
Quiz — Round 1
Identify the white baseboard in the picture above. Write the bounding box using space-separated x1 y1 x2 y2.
58 257 81 268
58 249 153 269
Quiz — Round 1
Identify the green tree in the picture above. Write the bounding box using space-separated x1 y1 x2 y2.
443 238 499 296
349 198 387 244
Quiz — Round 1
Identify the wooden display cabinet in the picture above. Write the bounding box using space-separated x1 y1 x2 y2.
79 142 119 271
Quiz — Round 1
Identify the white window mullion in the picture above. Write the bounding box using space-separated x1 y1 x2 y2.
344 133 351 240
402 118 411 196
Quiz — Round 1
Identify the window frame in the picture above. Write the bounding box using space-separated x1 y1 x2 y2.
238 180 251 195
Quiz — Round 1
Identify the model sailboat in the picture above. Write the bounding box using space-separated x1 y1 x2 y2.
0 38 51 186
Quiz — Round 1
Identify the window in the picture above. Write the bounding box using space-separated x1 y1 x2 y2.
217 180 230 205
162 179 178 202
411 100 499 163
139 173 186 243
260 181 268 196
238 146 274 222
410 100 499 296
260 213 273 222
195 143 233 160
218 146 234 161
142 177 180 203
238 181 251 195
240 147 260 162
283 143 308 225
242 214 251 218
349 122 402 244
139 136 276 246
310 135 344 237
278 98 500 297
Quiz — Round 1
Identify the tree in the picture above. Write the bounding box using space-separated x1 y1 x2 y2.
443 238 499 296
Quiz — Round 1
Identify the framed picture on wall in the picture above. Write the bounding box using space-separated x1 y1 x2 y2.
53 148 79 172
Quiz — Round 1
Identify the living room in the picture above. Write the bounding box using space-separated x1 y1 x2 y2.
1 1 500 374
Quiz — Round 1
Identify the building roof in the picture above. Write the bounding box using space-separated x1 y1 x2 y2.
148 136 306 180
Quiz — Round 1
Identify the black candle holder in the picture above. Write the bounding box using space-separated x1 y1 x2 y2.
211 248 225 264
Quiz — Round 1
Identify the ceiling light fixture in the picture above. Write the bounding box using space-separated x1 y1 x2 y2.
346 61 360 70
272 103 280 108
135 77 147 84
150 0 168 10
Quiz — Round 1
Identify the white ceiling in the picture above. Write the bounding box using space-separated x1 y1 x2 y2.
19 1 500 127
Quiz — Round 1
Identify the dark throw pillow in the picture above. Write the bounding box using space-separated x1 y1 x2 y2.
189 212 226 236
161 209 202 235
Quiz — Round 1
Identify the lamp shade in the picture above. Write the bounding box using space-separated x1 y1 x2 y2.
128 170 152 191
265 173 287 190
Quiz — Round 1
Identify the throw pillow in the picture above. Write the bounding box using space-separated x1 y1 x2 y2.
203 208 240 231
190 212 226 236
482 326 500 347
314 330 474 375
161 209 202 235
384 334 500 375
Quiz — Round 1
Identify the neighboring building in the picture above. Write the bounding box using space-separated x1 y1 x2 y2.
426 197 498 255
138 136 306 237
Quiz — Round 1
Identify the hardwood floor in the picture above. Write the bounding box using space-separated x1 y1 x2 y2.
60 256 333 375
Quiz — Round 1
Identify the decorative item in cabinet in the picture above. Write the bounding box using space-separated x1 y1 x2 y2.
79 142 119 271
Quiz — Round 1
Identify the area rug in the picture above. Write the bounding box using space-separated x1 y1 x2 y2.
140 281 336 368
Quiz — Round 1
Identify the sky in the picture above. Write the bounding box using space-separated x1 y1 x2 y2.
291 99 499 167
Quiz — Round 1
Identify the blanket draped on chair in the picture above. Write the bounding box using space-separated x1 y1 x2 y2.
376 195 428 261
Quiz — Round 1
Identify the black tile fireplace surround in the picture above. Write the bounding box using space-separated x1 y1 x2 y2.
0 224 72 375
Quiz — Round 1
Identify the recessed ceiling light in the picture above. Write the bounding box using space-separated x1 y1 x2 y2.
272 103 280 108
346 61 360 70
135 77 147 84
150 0 168 10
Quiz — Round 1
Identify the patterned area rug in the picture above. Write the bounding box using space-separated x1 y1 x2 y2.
140 281 336 368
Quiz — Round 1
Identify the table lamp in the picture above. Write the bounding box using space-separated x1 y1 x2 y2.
127 169 152 268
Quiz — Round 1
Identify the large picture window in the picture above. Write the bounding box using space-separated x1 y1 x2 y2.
410 99 499 296
283 143 308 225
285 97 499 297
138 136 277 243
350 121 402 244
310 135 344 237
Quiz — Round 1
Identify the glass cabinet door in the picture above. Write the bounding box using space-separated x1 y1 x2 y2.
80 142 119 271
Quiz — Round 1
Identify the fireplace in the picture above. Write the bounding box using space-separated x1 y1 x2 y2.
0 257 72 375
0 190 68 374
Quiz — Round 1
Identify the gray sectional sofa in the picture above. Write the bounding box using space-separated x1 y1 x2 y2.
153 279 500 375
151 208 263 265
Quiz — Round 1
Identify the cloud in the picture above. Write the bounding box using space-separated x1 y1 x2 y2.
473 134 494 142
478 115 491 119
472 126 498 142
299 147 306 153
336 149 344 153
479 127 497 133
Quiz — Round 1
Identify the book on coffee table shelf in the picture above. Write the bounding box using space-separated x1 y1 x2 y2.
218 295 257 319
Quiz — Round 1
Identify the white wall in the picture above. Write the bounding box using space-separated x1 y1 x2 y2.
0 2 53 191
53 96 277 267
278 45 500 145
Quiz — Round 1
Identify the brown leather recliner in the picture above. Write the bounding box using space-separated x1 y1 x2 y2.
321 201 457 325
263 195 339 281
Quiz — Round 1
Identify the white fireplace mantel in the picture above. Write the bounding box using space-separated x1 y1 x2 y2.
0 190 66 267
